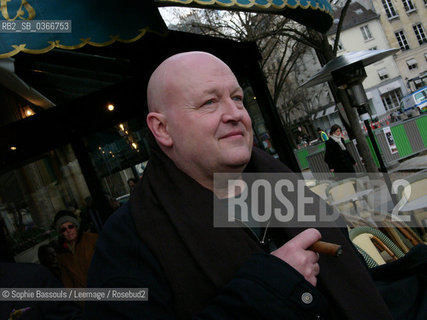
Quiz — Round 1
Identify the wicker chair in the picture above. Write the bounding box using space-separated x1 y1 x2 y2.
349 226 405 267
308 180 332 201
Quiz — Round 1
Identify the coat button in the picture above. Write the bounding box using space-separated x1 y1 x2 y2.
301 292 313 304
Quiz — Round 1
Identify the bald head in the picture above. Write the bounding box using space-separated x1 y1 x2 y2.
147 51 234 113
145 51 253 190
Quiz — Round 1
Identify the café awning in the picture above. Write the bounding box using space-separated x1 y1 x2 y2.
0 0 333 58
0 0 168 59
156 0 334 33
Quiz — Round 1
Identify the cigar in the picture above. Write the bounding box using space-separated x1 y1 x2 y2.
309 241 342 257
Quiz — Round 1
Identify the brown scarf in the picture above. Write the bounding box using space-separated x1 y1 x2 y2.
130 142 392 319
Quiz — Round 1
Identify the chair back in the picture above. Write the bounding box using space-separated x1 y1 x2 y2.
396 170 427 202
309 180 331 201
349 226 405 267
325 178 358 202
325 178 367 213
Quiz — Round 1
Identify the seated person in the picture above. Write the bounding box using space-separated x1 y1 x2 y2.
54 211 98 288
37 243 61 280
86 52 403 319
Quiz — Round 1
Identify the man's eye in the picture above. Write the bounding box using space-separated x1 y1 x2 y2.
232 96 243 102
203 99 215 106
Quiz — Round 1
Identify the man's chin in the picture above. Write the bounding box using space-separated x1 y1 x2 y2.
223 152 251 170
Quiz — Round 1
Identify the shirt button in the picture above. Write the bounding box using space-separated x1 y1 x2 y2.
301 292 313 304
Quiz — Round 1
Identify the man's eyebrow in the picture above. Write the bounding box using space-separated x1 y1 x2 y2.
231 86 244 94
201 86 243 96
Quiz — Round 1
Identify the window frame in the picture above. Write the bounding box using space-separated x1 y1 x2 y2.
381 89 403 110
395 30 410 51
402 0 416 13
360 25 373 41
377 68 389 80
406 58 418 70
382 0 399 19
413 23 427 45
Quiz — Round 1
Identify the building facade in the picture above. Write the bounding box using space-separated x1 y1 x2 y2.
329 2 408 117
371 0 427 91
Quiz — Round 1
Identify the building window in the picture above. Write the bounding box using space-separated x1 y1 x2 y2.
413 23 427 45
0 144 92 258
377 68 389 80
402 0 416 12
406 58 418 70
382 0 398 19
395 30 410 50
381 89 403 110
369 46 378 50
425 52 427 61
360 25 373 40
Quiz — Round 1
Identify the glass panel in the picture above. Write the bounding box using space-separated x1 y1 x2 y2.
84 118 150 204
382 0 398 18
381 89 403 110
0 145 90 260
242 82 279 158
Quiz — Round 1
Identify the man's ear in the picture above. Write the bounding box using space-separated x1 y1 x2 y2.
146 112 173 147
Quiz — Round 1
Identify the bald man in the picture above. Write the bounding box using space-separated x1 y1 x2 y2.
85 52 393 319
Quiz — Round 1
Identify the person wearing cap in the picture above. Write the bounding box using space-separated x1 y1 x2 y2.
54 210 98 288
317 127 328 142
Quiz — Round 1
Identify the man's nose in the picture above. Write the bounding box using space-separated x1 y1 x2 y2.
222 98 244 122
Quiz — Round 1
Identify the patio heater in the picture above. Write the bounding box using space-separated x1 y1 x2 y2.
301 49 399 204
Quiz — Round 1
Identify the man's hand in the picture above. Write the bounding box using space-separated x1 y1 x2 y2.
271 229 321 286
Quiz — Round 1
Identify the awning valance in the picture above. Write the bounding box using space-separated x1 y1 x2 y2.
377 68 389 77
378 80 401 95
0 0 167 58
0 0 333 59
406 58 417 66
156 0 334 33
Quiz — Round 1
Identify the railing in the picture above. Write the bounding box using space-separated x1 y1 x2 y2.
295 114 427 176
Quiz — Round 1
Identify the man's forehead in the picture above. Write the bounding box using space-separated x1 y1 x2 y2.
168 56 230 77
148 52 238 111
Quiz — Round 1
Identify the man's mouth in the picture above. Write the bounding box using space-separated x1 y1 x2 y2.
221 131 244 139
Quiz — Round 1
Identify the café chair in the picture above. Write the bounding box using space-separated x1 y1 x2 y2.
325 178 371 214
349 226 405 267
308 180 332 201
395 170 427 240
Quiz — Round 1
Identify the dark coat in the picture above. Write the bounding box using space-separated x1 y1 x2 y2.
324 138 356 173
85 203 334 319
56 232 98 288
85 146 393 320
0 263 82 320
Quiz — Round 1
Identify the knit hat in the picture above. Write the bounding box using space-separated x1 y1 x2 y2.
54 210 79 233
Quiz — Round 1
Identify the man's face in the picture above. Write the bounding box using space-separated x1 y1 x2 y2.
163 55 253 182
60 222 78 242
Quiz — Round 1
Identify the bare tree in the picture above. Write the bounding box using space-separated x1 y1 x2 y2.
170 9 313 125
